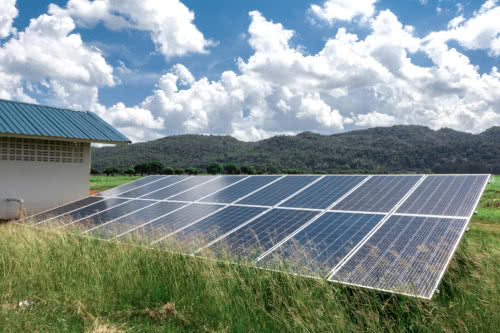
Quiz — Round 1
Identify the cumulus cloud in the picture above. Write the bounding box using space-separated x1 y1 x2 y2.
429 0 500 56
101 7 500 142
0 0 17 39
49 0 214 58
310 0 377 24
2 1 500 143
0 9 115 109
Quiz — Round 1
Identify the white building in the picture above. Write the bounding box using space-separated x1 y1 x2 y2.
0 99 130 220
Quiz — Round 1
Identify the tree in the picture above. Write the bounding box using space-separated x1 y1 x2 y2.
185 167 200 175
90 168 100 175
104 167 119 176
134 163 148 176
174 168 184 175
162 167 174 175
224 163 240 175
147 161 164 175
207 162 222 175
240 165 256 175
124 168 135 176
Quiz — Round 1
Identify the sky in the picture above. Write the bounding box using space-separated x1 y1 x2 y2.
0 0 499 143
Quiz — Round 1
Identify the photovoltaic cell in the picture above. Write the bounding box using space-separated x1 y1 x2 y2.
332 176 421 213
259 212 384 277
330 215 468 299
208 208 318 260
39 198 129 228
25 196 104 224
117 176 189 198
200 176 280 204
118 203 224 243
396 175 489 217
169 176 247 202
99 176 165 197
280 176 366 209
157 205 267 253
88 201 187 239
141 176 217 200
237 176 320 206
64 199 154 231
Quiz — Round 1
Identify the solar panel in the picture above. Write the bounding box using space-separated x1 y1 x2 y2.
157 205 267 253
279 176 366 209
118 203 224 243
88 201 186 239
236 176 320 206
396 175 489 217
140 176 217 200
200 175 280 203
169 176 247 202
330 215 468 299
24 174 490 299
99 175 166 197
258 212 384 277
38 198 129 228
24 196 104 224
207 209 318 261
64 199 154 231
116 176 189 198
332 176 421 213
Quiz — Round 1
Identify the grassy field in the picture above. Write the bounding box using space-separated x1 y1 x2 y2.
0 176 498 332
90 176 142 191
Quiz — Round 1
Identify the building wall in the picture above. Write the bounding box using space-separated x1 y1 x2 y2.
0 137 91 219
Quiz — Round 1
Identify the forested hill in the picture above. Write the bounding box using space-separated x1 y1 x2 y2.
92 125 500 174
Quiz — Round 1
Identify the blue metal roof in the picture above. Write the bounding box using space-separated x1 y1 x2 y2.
0 99 130 144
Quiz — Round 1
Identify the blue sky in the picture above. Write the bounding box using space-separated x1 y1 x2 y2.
1 0 499 142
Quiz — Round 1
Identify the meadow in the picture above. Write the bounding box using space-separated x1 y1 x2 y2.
0 176 498 332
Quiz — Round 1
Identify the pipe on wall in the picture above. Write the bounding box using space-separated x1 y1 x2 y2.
6 198 24 219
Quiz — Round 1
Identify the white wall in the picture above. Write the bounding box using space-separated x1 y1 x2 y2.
0 142 90 220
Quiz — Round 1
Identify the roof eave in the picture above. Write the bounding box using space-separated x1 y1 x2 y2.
0 132 131 145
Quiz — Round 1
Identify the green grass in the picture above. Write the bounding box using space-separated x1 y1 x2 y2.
90 176 143 191
1 176 499 332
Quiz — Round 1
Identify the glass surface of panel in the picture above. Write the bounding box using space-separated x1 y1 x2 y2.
280 176 366 209
26 196 104 224
66 199 154 231
39 198 129 227
200 176 280 204
208 209 318 260
331 215 468 299
88 201 187 239
396 175 489 217
237 176 319 206
170 176 247 202
332 176 421 213
141 176 217 200
99 176 166 197
117 176 189 198
118 203 224 243
160 205 268 253
259 212 384 276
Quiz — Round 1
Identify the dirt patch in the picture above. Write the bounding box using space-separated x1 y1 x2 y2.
471 223 500 233
89 190 102 196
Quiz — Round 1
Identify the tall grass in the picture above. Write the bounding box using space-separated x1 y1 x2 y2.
1 176 498 332
90 176 142 192
0 221 499 332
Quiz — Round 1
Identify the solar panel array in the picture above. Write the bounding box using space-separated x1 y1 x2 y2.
22 174 490 299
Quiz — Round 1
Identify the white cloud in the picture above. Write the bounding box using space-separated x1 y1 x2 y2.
0 0 17 39
429 0 500 56
310 0 377 24
101 9 500 142
49 0 214 58
0 10 115 110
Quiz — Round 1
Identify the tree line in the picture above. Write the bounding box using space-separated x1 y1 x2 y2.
91 162 279 176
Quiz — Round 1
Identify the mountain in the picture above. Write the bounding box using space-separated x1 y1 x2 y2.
91 125 500 174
